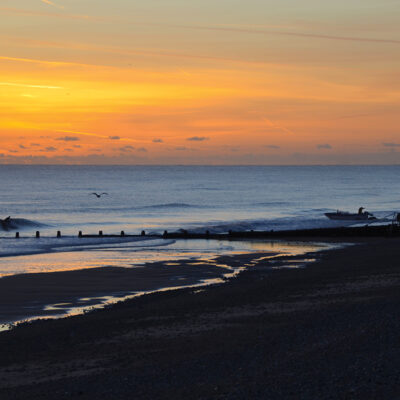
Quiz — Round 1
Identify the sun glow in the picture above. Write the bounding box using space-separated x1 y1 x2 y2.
0 1 399 164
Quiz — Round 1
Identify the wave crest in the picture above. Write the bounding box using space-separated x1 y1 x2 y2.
0 217 45 231
139 203 202 210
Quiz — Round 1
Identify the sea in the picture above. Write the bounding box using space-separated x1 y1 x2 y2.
0 164 399 265
0 165 398 326
1 165 399 235
0 164 399 254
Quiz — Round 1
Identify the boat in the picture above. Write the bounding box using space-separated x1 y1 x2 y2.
325 208 376 221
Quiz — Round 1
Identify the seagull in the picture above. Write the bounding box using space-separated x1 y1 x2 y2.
91 192 108 198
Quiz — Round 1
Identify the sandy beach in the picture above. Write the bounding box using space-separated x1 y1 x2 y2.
0 237 399 399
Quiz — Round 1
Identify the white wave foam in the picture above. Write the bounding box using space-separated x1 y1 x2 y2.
0 217 46 232
0 236 171 258
185 216 367 234
138 203 205 210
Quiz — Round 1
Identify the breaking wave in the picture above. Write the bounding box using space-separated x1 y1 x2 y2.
138 203 205 210
185 215 366 234
0 218 46 232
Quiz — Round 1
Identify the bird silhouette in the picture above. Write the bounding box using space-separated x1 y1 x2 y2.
91 192 108 198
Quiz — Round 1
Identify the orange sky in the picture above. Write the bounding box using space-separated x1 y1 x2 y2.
0 1 399 164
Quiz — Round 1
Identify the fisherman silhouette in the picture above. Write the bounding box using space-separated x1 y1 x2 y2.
1 216 11 231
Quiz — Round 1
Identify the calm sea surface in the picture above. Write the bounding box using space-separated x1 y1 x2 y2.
1 165 399 235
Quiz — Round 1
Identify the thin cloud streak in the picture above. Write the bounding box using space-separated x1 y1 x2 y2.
8 11 397 46
0 55 104 69
168 23 400 45
0 7 98 20
383 142 400 148
0 36 291 69
56 129 116 140
0 7 101 21
0 82 63 89
41 0 64 10
263 118 295 135
56 130 153 144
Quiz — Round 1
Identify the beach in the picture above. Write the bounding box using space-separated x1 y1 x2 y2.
0 237 399 399
0 238 325 327
0 249 274 325
2 0 399 396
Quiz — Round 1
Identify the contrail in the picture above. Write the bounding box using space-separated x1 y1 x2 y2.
160 23 400 46
0 82 63 89
56 130 115 140
263 118 295 135
56 130 153 144
0 43 286 69
41 0 64 9
0 55 97 68
0 7 94 20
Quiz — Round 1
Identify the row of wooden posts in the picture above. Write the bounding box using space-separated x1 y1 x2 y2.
14 230 149 238
11 229 216 239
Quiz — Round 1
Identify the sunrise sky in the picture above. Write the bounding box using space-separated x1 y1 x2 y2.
0 0 399 164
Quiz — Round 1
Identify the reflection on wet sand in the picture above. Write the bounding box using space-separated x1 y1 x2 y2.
0 240 339 331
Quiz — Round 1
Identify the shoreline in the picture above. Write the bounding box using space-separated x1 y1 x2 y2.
0 239 329 328
0 237 399 398
0 253 252 327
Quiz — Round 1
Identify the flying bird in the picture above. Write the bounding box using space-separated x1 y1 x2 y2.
91 192 108 198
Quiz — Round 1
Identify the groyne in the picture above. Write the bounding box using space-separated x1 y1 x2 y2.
10 224 400 240
162 224 400 240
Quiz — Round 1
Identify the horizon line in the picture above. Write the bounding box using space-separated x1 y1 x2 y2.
0 163 399 167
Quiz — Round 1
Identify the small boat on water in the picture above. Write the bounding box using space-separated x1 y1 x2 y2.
325 207 376 221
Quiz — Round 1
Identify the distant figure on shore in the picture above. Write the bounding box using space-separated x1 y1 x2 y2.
91 192 108 198
358 207 365 215
1 216 12 230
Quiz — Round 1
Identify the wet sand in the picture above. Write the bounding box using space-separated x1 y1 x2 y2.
0 240 324 326
0 238 400 399
0 258 243 324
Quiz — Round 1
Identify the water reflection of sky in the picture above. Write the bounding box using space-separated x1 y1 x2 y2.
0 239 339 332
0 238 329 277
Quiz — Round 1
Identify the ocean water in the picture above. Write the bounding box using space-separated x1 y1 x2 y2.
0 165 399 236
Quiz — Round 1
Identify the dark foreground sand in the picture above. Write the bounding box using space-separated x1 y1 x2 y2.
0 238 399 399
